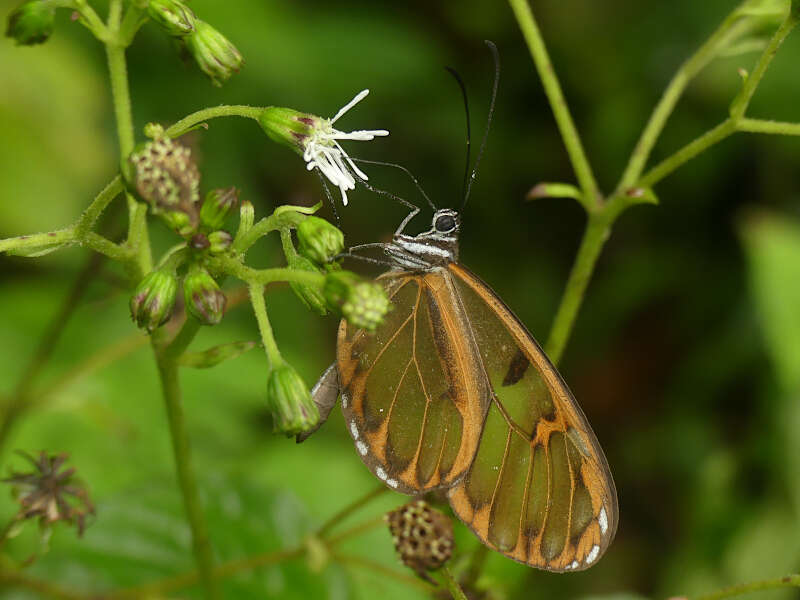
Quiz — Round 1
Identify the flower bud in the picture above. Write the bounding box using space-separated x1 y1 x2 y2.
297 216 344 265
258 107 320 155
129 136 200 235
324 272 390 332
207 230 232 254
200 187 239 230
5 1 55 46
266 364 320 436
130 269 178 333
386 500 453 580
147 0 196 37
183 266 226 325
287 254 327 316
184 19 243 87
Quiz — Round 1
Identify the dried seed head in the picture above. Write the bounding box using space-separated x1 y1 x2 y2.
129 136 200 234
385 500 454 578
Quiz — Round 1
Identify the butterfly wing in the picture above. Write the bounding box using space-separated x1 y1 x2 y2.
446 263 618 572
337 269 490 495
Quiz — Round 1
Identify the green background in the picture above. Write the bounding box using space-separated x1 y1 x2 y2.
2 0 800 598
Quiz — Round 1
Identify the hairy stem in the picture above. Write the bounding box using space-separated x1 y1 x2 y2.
249 284 283 368
692 574 800 600
165 105 265 138
155 355 219 599
440 566 468 600
507 0 601 208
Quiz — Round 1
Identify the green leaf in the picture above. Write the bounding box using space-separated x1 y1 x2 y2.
740 210 800 392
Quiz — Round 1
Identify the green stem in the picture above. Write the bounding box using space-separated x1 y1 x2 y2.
439 566 468 600
248 284 283 368
80 232 130 261
507 0 600 208
616 5 752 191
154 354 219 600
691 574 800 600
737 117 800 135
165 105 265 138
0 228 75 254
316 485 388 538
729 9 800 119
105 44 136 178
545 211 612 366
213 256 325 288
638 120 736 188
72 0 108 40
119 2 148 46
75 175 124 236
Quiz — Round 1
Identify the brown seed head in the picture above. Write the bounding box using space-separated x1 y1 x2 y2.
385 500 453 579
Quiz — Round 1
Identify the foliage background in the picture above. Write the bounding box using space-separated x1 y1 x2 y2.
2 0 800 598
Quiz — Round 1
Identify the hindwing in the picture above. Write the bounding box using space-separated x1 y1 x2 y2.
445 263 618 572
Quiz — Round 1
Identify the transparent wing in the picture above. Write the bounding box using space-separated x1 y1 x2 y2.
337 270 489 495
446 264 618 572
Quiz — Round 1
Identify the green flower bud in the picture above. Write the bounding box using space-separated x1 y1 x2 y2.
183 266 226 325
297 216 344 265
324 272 391 332
207 230 232 254
266 364 320 436
287 254 327 316
235 200 254 242
147 0 196 37
5 1 55 46
184 19 243 87
129 136 200 235
130 269 178 333
200 187 239 230
258 107 321 155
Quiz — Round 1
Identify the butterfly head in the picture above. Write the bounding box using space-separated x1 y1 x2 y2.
388 209 460 270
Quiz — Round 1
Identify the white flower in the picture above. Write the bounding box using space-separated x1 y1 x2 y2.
302 90 389 206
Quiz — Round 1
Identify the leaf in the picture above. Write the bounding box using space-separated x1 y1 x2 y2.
177 341 259 369
739 210 800 392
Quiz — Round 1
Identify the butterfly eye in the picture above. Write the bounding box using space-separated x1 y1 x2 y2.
434 214 457 233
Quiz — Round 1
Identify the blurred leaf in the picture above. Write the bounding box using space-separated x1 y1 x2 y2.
178 340 258 368
740 210 800 392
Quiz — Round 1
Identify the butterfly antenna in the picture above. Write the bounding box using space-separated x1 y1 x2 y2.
315 170 340 225
351 157 436 211
462 40 500 211
445 66 471 206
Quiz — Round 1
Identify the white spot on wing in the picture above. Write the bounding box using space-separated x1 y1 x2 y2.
568 560 579 570
342 397 348 409
376 467 387 481
585 544 600 565
386 478 398 488
599 507 608 535
356 441 368 455
350 421 359 440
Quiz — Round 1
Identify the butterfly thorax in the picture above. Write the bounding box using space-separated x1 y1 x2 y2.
385 209 460 271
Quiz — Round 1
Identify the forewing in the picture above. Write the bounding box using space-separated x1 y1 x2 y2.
446 264 618 572
338 270 489 495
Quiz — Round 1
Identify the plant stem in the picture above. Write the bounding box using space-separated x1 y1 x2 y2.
507 0 600 208
105 44 135 177
75 175 124 236
616 4 752 191
154 356 219 599
691 574 800 600
737 117 800 135
0 228 75 254
440 566 468 600
214 256 325 288
316 485 388 538
545 211 612 365
248 284 283 368
165 105 265 138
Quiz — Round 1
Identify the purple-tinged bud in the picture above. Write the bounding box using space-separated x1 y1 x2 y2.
184 19 243 87
130 269 178 333
324 271 390 332
297 216 344 265
183 265 226 325
200 187 239 230
147 0 196 37
5 1 55 46
258 107 321 155
190 232 210 250
265 364 319 436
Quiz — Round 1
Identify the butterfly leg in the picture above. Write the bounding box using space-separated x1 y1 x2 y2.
296 362 340 443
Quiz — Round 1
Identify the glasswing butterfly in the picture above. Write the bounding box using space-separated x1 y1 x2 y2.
303 42 618 572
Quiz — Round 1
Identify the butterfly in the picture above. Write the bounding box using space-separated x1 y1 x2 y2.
301 41 617 571
303 206 618 572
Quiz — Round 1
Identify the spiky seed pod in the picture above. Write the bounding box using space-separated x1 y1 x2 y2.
129 136 200 235
323 271 390 332
386 500 454 579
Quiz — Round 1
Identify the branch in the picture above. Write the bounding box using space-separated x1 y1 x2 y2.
691 574 800 600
